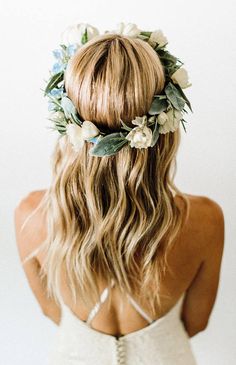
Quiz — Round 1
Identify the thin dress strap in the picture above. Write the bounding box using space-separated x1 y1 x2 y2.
86 279 153 326
126 293 154 324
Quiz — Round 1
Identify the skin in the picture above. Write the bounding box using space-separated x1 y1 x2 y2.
14 190 224 338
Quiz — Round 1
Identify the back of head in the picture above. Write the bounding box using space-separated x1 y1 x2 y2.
34 32 189 314
65 33 164 128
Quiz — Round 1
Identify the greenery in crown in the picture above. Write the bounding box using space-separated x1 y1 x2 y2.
43 23 192 157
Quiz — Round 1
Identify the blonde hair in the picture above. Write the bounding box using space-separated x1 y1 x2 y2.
23 33 189 316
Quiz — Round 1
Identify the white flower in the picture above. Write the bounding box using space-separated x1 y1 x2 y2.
158 109 183 134
49 111 65 122
149 30 168 47
66 121 101 151
81 120 100 140
110 22 141 37
126 116 153 148
66 123 84 151
157 112 168 125
61 23 99 46
171 67 191 89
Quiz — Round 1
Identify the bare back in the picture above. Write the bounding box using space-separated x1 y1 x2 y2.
15 190 224 337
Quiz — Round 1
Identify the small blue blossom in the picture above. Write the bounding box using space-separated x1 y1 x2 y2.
49 87 64 98
48 101 56 111
52 48 64 60
52 62 65 74
66 44 78 57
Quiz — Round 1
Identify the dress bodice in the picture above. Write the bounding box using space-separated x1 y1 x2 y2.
47 280 197 365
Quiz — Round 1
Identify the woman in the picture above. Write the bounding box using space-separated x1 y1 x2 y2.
14 24 224 365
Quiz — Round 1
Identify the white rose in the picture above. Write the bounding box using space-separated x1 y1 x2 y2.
61 23 99 46
126 116 153 148
159 109 182 134
111 22 141 37
66 123 84 151
81 121 100 140
171 67 191 89
149 30 168 47
157 112 168 125
126 126 153 148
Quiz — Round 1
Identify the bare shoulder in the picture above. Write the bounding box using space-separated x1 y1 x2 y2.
14 190 47 259
179 193 225 258
15 190 47 214
184 193 224 227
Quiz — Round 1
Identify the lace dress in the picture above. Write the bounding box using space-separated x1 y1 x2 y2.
47 280 197 365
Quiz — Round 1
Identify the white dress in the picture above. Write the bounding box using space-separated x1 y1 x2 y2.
47 280 197 365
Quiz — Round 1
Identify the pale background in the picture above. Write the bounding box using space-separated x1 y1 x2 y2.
0 0 235 364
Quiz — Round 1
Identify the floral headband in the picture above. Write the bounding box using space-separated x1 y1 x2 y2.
44 23 192 157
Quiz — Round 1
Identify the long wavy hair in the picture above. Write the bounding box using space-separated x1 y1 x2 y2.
22 33 189 316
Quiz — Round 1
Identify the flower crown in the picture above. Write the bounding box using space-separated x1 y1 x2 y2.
44 23 192 157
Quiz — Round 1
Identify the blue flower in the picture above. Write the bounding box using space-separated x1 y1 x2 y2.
49 87 64 98
52 62 65 74
66 44 78 57
48 101 56 111
52 48 64 60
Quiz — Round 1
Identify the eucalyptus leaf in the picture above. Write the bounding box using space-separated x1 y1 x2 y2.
165 82 186 110
61 96 77 118
156 49 178 67
44 72 64 95
174 84 193 112
89 133 128 157
149 97 168 115
150 119 159 147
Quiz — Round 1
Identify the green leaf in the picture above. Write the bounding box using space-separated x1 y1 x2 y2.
181 120 187 133
81 28 88 45
149 97 168 115
137 34 149 41
89 133 128 157
140 31 152 37
60 97 82 125
61 96 77 118
60 44 67 51
48 118 67 126
156 49 178 67
165 82 186 110
150 119 159 147
44 72 64 95
71 113 82 126
174 84 193 113
120 119 132 131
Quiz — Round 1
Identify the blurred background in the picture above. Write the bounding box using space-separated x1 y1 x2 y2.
0 0 235 364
